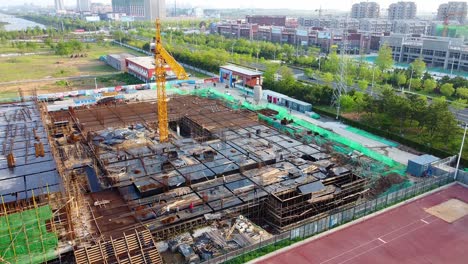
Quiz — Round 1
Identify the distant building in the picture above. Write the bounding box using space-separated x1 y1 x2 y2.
217 22 258 40
298 17 359 30
107 53 135 71
388 2 417 20
246 15 286 26
91 3 113 14
54 0 65 12
193 7 204 18
437 2 467 24
392 20 430 34
351 2 380 19
111 0 165 20
126 57 175 82
77 0 91 12
359 19 392 32
381 33 468 72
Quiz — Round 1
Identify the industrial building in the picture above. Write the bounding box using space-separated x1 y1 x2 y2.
111 0 166 20
381 33 468 71
106 53 135 71
263 90 312 113
246 15 286 26
125 56 176 82
219 65 263 88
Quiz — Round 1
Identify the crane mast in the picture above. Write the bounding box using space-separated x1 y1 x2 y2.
154 19 189 143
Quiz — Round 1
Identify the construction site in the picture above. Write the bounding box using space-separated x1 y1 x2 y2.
0 86 414 263
0 20 428 264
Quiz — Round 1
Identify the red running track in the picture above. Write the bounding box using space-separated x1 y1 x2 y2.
256 184 468 264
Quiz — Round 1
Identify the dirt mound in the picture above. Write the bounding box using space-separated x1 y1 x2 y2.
369 173 405 198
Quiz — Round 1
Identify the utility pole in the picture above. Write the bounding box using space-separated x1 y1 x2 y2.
455 123 468 180
332 16 349 120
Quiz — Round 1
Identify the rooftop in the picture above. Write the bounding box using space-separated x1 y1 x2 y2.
126 56 155 70
0 102 61 202
221 65 263 77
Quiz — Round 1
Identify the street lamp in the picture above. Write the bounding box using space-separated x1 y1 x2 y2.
454 123 468 180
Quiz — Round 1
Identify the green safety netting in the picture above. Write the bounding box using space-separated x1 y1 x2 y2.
167 86 406 177
0 205 58 264
345 127 398 147
381 180 413 196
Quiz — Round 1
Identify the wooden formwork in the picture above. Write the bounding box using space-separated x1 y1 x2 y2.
74 229 163 264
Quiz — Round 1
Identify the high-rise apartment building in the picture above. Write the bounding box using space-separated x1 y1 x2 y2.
437 2 467 24
112 0 165 20
351 2 380 19
388 2 417 20
54 0 65 12
77 0 91 12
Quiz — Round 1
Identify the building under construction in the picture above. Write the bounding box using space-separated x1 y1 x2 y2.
0 90 388 263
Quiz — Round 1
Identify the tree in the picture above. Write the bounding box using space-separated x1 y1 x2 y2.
423 79 437 92
357 80 369 91
322 49 339 74
44 37 52 47
353 91 367 113
408 94 428 129
451 98 467 119
456 87 468 99
278 65 294 83
55 41 72 56
440 83 455 97
409 58 426 78
396 73 407 89
322 72 334 86
304 68 314 79
340 94 356 111
409 78 422 90
425 97 458 143
262 63 280 89
25 41 38 52
375 44 393 71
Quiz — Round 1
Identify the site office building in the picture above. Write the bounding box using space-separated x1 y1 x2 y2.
125 56 175 82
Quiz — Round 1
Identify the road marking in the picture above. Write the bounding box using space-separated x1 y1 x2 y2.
421 219 429 224
378 238 387 244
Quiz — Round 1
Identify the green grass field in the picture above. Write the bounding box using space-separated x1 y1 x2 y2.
0 43 143 82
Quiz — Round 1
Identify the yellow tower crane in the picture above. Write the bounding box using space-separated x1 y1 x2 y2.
154 19 189 142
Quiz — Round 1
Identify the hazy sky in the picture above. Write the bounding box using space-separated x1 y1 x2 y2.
1 0 446 13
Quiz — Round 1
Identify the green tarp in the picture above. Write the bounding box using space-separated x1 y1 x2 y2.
0 205 58 264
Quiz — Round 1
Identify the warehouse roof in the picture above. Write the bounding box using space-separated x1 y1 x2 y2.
221 65 263 76
409 154 440 165
126 56 155 69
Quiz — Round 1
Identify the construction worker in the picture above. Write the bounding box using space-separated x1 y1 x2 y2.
189 201 194 213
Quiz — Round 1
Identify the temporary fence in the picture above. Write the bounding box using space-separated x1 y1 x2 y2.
202 174 454 264
0 204 58 264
